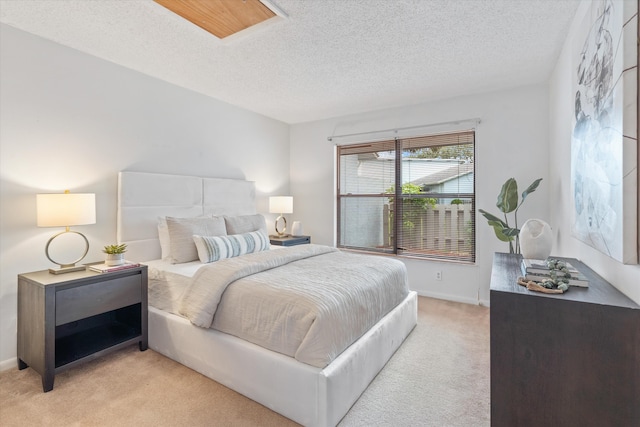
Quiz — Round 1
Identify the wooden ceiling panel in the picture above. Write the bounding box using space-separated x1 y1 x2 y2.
154 0 276 39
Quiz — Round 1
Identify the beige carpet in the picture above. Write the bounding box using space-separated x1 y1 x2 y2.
0 297 490 426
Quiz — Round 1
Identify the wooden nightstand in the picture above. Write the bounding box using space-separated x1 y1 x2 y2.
270 235 311 246
17 265 148 392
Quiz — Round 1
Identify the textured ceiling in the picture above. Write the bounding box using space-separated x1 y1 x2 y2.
0 0 581 124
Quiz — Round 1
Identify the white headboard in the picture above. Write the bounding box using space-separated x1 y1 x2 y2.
117 171 256 261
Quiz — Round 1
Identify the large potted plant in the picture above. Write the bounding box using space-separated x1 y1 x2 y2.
479 178 542 254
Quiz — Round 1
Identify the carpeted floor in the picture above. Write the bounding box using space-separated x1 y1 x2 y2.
0 296 490 426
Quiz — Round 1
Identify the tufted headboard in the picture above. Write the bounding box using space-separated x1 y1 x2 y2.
117 171 256 261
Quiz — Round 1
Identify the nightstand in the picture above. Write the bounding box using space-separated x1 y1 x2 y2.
270 235 311 246
17 265 148 392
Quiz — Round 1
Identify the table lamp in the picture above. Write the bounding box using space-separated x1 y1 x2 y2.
269 196 293 237
37 190 96 274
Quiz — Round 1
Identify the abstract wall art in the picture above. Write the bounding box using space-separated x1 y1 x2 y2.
571 0 638 264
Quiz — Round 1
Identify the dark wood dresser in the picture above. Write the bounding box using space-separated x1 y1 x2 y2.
490 252 640 426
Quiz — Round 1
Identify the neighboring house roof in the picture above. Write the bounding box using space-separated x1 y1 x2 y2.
410 163 474 186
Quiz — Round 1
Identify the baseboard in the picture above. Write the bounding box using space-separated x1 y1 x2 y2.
0 357 17 372
415 290 485 306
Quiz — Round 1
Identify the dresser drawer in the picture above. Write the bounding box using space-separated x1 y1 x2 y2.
56 275 141 325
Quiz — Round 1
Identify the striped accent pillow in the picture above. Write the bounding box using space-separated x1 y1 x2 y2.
193 231 270 263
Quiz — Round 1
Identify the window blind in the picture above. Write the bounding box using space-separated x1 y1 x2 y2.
337 130 475 263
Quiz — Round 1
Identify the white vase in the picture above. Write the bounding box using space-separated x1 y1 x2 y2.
519 219 553 260
291 221 303 236
105 253 125 266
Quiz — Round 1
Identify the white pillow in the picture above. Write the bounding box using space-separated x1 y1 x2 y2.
166 216 227 264
158 215 212 259
157 217 170 260
193 231 270 263
224 214 268 235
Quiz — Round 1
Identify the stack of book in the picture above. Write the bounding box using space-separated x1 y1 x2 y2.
520 258 589 287
88 261 140 273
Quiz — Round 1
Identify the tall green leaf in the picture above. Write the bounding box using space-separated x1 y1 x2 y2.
487 221 513 242
503 227 520 237
479 209 507 228
519 178 543 206
496 178 518 213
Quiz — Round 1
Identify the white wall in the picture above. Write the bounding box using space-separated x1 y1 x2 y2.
549 1 640 304
290 85 551 305
0 25 290 368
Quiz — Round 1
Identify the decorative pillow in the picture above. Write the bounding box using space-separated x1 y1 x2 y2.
157 217 170 260
193 231 270 263
158 215 210 260
166 216 227 264
224 214 268 235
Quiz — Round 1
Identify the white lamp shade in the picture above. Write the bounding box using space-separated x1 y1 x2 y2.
269 196 293 214
37 193 96 227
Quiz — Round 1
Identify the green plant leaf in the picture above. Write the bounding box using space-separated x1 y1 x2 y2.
479 209 507 227
102 243 127 254
503 227 520 237
520 178 543 204
496 178 518 213
487 221 513 242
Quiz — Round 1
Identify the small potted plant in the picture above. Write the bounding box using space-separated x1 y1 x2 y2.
103 243 127 266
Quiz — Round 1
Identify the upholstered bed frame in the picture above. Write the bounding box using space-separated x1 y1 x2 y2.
117 171 417 427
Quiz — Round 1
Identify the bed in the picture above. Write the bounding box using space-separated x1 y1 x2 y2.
117 171 417 427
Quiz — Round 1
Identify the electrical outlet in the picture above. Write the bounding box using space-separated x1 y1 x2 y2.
436 271 442 281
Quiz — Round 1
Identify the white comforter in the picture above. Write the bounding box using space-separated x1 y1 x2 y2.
179 244 409 368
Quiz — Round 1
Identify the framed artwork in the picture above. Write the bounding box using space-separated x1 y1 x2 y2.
571 0 638 264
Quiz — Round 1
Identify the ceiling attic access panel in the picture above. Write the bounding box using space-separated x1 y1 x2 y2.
154 0 277 39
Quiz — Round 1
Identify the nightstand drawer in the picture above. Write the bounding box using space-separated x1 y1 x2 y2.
56 275 141 325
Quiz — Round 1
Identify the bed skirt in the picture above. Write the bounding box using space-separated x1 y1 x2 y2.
148 291 418 427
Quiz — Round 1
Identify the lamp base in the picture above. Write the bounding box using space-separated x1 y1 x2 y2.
48 265 86 275
274 215 288 237
45 230 90 275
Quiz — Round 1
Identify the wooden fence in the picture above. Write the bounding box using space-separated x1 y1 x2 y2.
383 203 473 255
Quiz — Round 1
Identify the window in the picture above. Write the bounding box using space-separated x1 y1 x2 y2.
337 130 475 263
